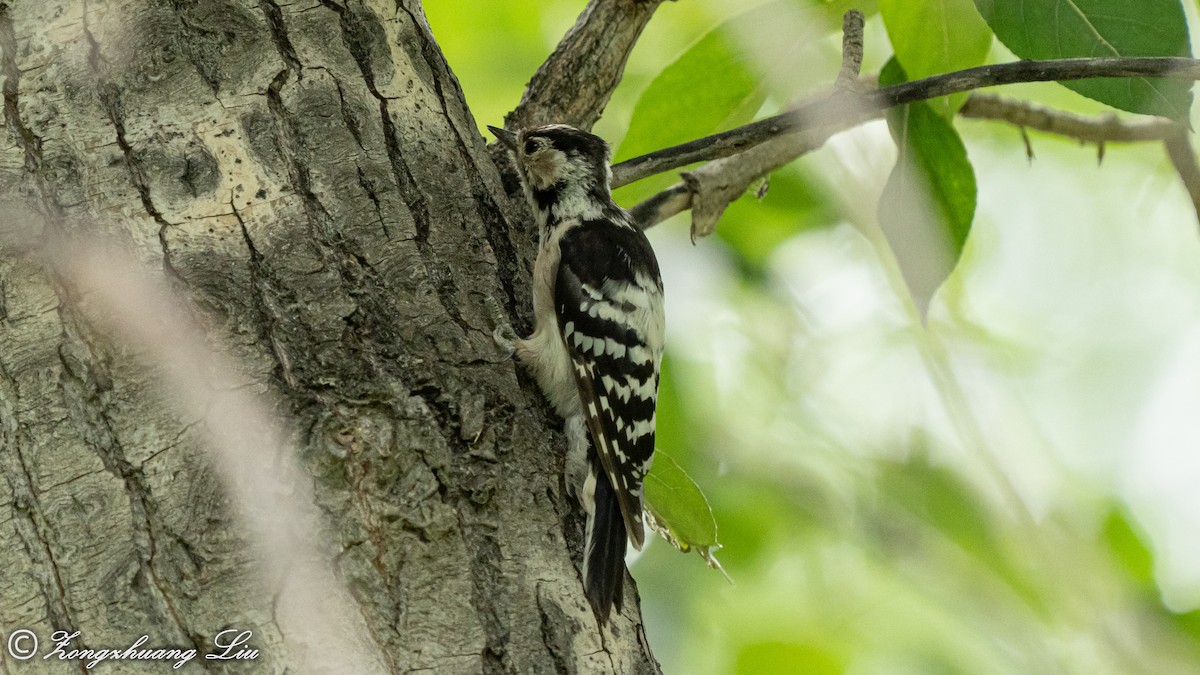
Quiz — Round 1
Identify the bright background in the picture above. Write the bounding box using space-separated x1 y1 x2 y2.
426 1 1200 672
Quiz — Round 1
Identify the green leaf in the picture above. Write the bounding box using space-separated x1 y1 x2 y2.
882 99 976 253
876 59 977 306
644 449 726 575
879 457 995 559
880 0 993 116
973 0 1192 119
614 9 767 164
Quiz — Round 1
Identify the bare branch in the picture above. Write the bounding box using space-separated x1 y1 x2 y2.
506 0 670 131
628 182 691 229
959 93 1179 143
1164 128 1200 223
633 91 1195 233
612 56 1200 188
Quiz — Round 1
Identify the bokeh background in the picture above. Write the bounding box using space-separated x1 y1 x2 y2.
426 1 1200 672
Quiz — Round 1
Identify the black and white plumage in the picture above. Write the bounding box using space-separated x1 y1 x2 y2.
489 123 664 624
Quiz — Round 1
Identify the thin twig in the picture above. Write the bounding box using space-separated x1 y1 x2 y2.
613 56 1200 187
959 93 1179 142
835 10 864 91
506 0 668 131
963 93 1200 220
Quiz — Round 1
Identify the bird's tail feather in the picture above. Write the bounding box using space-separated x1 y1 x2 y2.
582 467 627 624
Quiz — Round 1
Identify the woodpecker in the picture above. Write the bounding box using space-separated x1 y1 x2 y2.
489 123 664 624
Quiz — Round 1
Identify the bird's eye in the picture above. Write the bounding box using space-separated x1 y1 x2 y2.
524 139 539 155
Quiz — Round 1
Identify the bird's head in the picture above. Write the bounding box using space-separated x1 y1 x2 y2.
489 123 616 224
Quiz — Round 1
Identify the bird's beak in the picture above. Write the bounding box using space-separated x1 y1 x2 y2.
488 125 518 152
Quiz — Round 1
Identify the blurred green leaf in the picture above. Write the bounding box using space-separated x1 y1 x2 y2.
1103 508 1155 588
652 353 688 464
973 0 1192 119
879 457 995 558
615 0 879 162
735 641 844 675
880 0 992 116
1172 609 1200 643
878 455 1046 613
423 1 557 133
612 5 770 208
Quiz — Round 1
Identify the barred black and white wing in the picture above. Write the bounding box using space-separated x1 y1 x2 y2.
555 218 664 621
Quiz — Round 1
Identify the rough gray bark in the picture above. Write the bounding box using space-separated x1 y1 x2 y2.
0 0 658 672
505 0 669 132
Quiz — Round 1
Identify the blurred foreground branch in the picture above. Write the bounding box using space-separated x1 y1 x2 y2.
36 235 385 672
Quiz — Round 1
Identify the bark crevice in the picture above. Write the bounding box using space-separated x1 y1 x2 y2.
83 19 184 280
321 0 476 337
0 359 78 640
230 197 306 392
0 4 41 172
52 299 206 657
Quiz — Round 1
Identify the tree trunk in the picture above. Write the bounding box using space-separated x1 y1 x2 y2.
0 0 657 671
